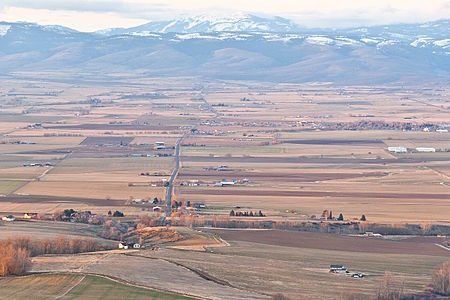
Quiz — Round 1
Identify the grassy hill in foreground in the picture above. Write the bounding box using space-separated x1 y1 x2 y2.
0 274 196 300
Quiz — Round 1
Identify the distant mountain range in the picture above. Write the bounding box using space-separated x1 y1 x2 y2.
0 14 449 83
97 13 302 35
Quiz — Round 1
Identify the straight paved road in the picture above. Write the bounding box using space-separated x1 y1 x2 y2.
165 135 184 216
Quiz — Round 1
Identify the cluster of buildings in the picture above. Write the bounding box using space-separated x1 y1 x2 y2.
215 179 237 187
118 241 141 250
131 198 160 205
363 231 383 238
387 146 407 153
329 265 365 278
203 165 231 171
215 178 248 187
9 140 36 145
388 146 437 153
180 179 200 187
1 213 38 222
27 123 43 129
130 153 172 158
23 162 53 167
415 147 436 153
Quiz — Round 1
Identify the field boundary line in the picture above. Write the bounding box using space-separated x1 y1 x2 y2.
434 244 450 252
54 274 85 299
37 166 53 180
6 179 31 196
214 236 230 247
83 273 209 300
28 271 206 300
126 252 271 298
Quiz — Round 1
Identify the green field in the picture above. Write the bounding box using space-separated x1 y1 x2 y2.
0 180 27 195
0 274 196 300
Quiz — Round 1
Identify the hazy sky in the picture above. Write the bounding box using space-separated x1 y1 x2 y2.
0 0 449 32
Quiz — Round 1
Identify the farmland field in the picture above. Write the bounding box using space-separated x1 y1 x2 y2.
1 79 449 222
137 230 450 299
0 180 26 195
0 274 195 300
0 76 449 300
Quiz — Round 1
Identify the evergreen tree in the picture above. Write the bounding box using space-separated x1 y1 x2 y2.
338 213 344 221
113 210 124 217
64 209 75 218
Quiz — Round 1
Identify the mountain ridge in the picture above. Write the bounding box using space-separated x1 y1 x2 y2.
96 13 302 35
0 15 449 84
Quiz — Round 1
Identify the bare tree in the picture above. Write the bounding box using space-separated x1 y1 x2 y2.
272 293 290 300
432 261 450 296
340 290 366 300
375 272 404 300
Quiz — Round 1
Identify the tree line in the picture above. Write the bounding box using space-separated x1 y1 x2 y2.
0 236 108 277
229 210 265 217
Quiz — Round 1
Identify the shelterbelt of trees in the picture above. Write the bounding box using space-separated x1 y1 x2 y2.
0 236 107 276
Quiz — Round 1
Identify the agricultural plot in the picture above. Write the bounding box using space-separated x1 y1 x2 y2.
30 253 267 300
0 274 195 300
0 180 26 195
177 128 450 223
0 220 106 241
0 77 449 299
141 230 449 299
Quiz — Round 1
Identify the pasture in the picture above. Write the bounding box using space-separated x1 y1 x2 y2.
0 274 195 300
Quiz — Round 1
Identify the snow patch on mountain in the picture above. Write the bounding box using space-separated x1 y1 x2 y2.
130 31 161 38
41 25 77 35
411 37 433 47
434 39 450 48
0 25 11 36
175 33 222 40
106 13 301 35
261 33 303 42
305 36 333 45
377 40 399 49
335 37 360 47
360 37 380 44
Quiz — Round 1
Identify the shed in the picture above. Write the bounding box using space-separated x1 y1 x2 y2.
415 147 436 153
330 265 348 273
388 146 407 153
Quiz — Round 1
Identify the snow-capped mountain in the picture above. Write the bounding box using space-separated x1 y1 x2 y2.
0 16 449 83
98 13 301 35
92 15 450 55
